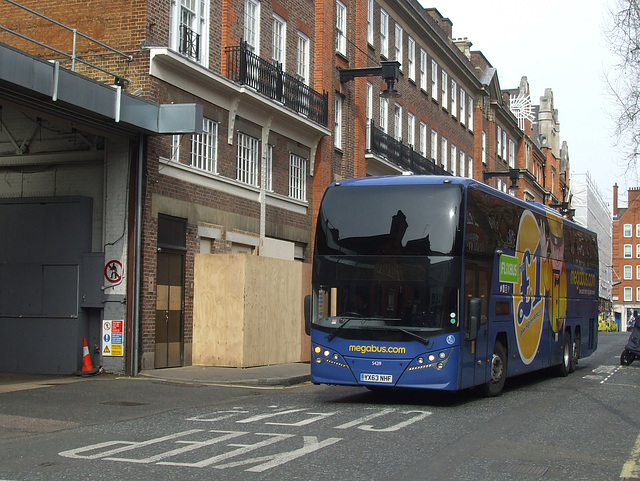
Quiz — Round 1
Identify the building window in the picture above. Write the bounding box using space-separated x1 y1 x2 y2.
266 144 273 191
407 112 415 148
272 14 286 68
502 130 507 159
170 0 209 65
170 135 181 162
467 157 474 179
244 0 260 54
451 79 457 117
334 95 343 149
419 121 427 157
460 90 466 126
482 131 487 164
407 36 415 81
289 153 307 201
394 24 403 69
625 244 633 258
624 224 633 237
191 118 218 172
625 286 633 302
367 0 374 45
468 95 474 130
297 32 309 84
236 132 259 186
420 49 427 92
450 144 457 176
636 264 640 279
637 224 640 237
430 129 437 161
441 137 447 167
336 0 347 56
441 70 448 108
625 265 633 280
460 150 465 177
637 286 640 302
637 244 640 258
509 139 516 168
380 9 389 58
394 103 402 141
431 60 438 100
497 126 503 158
380 97 388 133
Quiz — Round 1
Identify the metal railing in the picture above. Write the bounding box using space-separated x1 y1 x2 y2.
225 42 328 127
368 121 447 175
0 0 132 84
179 23 200 61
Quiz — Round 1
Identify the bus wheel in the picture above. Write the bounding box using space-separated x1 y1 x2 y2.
482 342 506 397
557 334 572 377
570 333 580 373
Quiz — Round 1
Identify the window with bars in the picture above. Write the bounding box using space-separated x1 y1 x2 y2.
289 153 307 201
236 132 260 186
170 0 209 64
191 118 218 172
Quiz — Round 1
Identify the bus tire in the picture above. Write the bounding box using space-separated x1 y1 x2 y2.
557 334 572 377
570 332 580 373
482 341 506 397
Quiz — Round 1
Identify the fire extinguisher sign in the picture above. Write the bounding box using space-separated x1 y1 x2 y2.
102 320 124 357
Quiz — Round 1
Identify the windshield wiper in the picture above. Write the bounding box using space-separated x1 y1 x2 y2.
386 327 430 347
326 317 360 341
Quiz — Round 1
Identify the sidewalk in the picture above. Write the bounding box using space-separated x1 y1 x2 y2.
138 362 311 387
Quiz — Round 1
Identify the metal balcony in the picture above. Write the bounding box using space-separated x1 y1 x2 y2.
179 24 200 61
368 121 447 175
225 42 328 127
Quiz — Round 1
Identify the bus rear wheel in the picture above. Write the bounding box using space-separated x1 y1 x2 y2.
482 341 506 397
557 334 572 377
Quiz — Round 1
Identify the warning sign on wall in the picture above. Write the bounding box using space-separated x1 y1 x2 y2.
102 320 124 357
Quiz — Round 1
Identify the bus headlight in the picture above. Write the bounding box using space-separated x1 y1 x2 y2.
439 351 446 359
428 354 436 362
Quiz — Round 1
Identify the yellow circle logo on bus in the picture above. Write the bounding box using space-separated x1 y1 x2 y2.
514 210 545 365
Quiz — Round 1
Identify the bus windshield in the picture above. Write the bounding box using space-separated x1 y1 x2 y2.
312 183 464 340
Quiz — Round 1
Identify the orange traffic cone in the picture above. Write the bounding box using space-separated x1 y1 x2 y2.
81 336 94 372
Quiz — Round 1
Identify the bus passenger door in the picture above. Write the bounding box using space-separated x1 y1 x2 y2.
463 262 491 387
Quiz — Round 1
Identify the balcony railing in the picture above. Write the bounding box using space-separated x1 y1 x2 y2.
368 121 447 175
179 24 200 61
225 42 328 127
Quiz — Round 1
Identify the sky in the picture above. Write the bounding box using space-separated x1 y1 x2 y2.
420 0 624 210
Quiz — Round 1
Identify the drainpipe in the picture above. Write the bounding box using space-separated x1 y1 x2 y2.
132 133 143 376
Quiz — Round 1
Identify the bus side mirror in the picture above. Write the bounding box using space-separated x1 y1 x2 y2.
304 294 311 335
466 297 481 341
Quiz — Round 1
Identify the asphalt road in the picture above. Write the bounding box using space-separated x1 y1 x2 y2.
0 331 638 481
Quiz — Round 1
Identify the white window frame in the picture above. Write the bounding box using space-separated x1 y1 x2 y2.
236 132 260 186
297 32 309 84
482 131 487 164
467 156 474 179
430 129 437 161
191 117 218 173
334 95 343 149
625 265 633 280
420 49 427 92
637 286 640 302
335 0 347 56
460 150 465 177
636 264 640 279
407 112 415 149
460 90 466 125
407 36 415 81
637 224 640 237
380 9 389 58
625 286 633 302
272 13 286 69
624 224 633 237
289 153 307 201
468 95 474 130
451 79 457 117
497 126 503 158
265 144 273 191
441 137 447 167
502 130 507 159
367 0 374 45
394 103 402 141
450 144 457 176
170 135 181 162
394 24 403 69
625 244 633 258
441 70 448 108
419 121 427 157
431 59 438 100
380 97 388 133
244 0 261 54
509 139 516 168
637 244 640 258
366 82 373 147
170 0 210 66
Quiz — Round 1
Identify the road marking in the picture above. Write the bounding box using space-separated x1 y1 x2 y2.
621 431 640 479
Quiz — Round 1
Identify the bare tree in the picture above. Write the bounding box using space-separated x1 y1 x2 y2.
607 0 640 177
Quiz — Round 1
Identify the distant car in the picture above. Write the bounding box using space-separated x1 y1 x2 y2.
598 319 618 332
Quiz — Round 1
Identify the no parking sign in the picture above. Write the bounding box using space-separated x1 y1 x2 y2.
102 320 124 357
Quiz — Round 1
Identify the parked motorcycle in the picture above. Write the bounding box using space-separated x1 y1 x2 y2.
621 322 640 365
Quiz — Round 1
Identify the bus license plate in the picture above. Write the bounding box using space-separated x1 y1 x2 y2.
361 373 393 383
